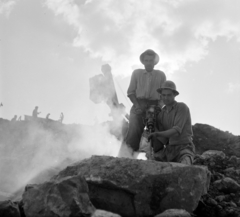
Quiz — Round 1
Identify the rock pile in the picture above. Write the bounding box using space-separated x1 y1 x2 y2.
193 150 240 217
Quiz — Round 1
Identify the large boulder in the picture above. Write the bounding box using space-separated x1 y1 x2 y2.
22 175 95 217
52 156 210 217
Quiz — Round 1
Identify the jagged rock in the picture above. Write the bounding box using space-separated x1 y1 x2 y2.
206 198 218 206
193 152 240 217
0 200 21 217
22 175 95 217
228 156 238 164
155 209 191 217
92 209 121 217
215 195 227 202
52 155 210 217
213 177 240 193
201 150 226 160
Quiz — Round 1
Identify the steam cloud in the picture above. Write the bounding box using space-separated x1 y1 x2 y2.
0 118 122 201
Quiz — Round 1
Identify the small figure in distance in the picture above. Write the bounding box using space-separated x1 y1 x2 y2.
46 113 50 120
59 112 64 123
32 106 41 118
11 115 17 121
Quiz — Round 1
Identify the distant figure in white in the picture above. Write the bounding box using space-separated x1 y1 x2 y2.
32 106 41 118
59 112 64 123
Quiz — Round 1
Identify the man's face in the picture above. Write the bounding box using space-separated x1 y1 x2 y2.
143 55 155 72
161 89 176 106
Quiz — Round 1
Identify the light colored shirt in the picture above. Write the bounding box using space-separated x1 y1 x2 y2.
157 101 193 145
127 69 166 100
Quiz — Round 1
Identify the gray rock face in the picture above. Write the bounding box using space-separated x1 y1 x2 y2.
201 150 226 160
155 209 191 217
22 175 95 217
213 177 240 193
0 200 21 217
92 209 121 217
53 156 210 217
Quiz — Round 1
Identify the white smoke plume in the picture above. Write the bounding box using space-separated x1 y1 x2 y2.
0 118 122 201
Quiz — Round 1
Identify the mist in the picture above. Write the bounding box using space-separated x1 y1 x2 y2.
0 115 122 201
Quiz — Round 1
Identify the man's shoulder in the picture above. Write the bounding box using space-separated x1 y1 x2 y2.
133 69 145 73
153 69 166 77
153 69 165 73
176 102 189 110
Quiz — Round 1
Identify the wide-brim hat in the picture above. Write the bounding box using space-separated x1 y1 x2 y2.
140 49 159 65
157 80 179 95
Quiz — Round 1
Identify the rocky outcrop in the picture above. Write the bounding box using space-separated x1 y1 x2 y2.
193 123 240 157
22 175 95 217
194 151 240 216
0 200 21 217
52 156 210 217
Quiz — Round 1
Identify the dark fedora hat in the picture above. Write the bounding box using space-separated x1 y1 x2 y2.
140 49 160 65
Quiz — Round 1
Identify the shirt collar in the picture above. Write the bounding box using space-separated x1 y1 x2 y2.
162 101 177 112
144 69 153 74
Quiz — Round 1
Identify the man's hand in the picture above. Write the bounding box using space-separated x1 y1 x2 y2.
148 132 158 141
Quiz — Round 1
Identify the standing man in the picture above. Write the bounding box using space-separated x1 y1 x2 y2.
118 49 166 158
32 106 41 118
148 80 195 165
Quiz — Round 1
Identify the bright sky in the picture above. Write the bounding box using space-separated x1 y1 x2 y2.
0 0 240 135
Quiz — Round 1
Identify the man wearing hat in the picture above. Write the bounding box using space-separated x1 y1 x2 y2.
118 49 166 158
148 80 195 165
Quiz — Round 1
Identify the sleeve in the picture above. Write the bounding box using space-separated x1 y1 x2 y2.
172 103 190 135
158 71 167 107
127 70 137 97
161 71 166 84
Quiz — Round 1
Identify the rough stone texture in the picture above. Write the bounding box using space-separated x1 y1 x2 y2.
22 175 95 217
194 153 240 216
201 150 226 160
52 155 210 217
192 123 240 157
155 209 191 217
0 200 21 217
92 209 121 217
213 177 240 193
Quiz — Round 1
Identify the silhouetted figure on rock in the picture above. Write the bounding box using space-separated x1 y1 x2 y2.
11 115 17 121
46 113 50 119
32 106 41 119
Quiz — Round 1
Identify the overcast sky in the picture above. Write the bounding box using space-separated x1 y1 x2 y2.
0 0 240 135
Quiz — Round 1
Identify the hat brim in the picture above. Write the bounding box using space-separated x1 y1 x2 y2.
157 87 179 96
140 50 159 65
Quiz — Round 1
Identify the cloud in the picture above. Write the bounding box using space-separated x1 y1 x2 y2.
0 0 18 17
44 0 240 75
44 0 80 28
227 82 240 93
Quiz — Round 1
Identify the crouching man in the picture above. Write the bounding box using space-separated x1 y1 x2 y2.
148 80 195 165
